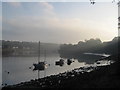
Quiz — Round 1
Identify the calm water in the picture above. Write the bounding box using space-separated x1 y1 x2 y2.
2 54 86 86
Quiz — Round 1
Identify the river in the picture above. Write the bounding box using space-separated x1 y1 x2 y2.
2 53 111 87
2 54 86 86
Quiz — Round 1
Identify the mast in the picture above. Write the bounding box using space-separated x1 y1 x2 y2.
38 41 40 63
44 49 46 62
38 41 40 79
44 50 46 77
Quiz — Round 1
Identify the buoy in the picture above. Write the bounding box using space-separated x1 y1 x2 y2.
5 83 7 86
29 67 32 69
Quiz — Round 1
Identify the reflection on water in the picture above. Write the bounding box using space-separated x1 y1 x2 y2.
84 53 110 57
2 54 86 86
77 53 110 64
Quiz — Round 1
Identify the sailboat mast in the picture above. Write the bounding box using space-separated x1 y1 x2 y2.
38 41 40 63
44 50 46 62
44 49 46 77
38 41 40 79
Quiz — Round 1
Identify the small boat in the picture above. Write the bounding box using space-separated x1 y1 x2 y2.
33 41 47 71
96 61 100 64
33 62 47 70
67 59 72 65
55 59 64 66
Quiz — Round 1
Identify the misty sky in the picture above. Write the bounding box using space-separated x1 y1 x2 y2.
2 2 118 44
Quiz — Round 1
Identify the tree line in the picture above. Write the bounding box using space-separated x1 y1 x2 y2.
59 37 119 59
2 40 60 57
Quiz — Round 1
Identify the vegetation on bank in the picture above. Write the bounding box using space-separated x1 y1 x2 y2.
59 37 119 59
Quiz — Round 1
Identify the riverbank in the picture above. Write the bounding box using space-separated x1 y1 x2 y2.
2 55 120 89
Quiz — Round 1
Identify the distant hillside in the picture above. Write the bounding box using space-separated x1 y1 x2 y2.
59 37 119 60
2 40 60 57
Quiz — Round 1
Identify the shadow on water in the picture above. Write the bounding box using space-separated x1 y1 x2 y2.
70 54 104 64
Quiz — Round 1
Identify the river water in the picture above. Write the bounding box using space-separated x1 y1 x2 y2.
2 54 86 86
2 53 111 86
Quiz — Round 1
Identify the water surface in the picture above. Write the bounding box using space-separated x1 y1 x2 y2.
2 54 86 86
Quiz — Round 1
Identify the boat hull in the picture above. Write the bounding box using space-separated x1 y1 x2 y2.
33 62 46 70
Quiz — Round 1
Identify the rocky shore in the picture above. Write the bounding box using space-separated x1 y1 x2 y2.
2 55 120 89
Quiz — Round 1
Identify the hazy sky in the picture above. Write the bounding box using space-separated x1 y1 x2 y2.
2 2 118 44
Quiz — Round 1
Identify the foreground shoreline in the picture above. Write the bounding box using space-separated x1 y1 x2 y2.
2 55 120 89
